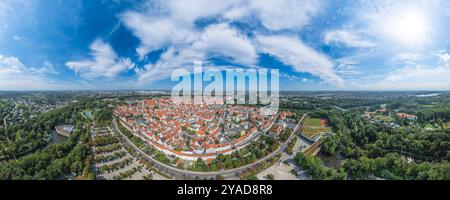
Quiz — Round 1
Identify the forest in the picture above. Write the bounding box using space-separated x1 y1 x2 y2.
0 97 110 180
317 109 450 180
0 122 94 180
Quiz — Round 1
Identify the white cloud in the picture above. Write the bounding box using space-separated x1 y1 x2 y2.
247 0 323 31
438 52 450 66
0 55 59 76
166 0 236 24
223 0 324 31
135 24 258 83
136 47 204 82
0 75 77 91
193 23 257 65
121 0 237 59
0 1 12 19
360 64 450 90
121 13 194 59
13 35 22 41
122 0 324 58
279 72 301 81
66 39 135 79
256 35 343 86
335 57 362 77
123 0 337 86
223 5 249 20
0 55 80 90
30 61 59 75
278 73 309 83
324 30 374 48
360 2 434 49
394 52 422 62
0 54 25 75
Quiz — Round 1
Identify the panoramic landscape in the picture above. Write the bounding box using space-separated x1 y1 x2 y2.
0 91 449 180
0 0 449 181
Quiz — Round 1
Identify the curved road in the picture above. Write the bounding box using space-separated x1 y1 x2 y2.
112 114 306 179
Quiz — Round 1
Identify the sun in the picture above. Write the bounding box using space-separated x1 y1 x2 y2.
384 8 430 47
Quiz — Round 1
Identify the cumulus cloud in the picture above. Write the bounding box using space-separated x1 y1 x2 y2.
393 52 422 62
335 57 362 78
30 61 59 75
121 0 236 59
366 65 450 90
152 0 323 31
193 23 257 65
136 47 203 82
0 55 59 76
0 55 80 90
166 0 236 24
66 39 135 79
324 30 374 48
256 35 344 86
247 0 323 30
135 23 257 82
279 73 310 82
121 13 194 59
121 0 344 86
0 54 25 75
355 1 437 49
438 52 450 66
13 35 22 41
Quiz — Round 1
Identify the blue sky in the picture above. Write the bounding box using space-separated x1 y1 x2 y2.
1 0 450 91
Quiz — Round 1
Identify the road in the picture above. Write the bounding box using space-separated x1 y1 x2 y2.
332 105 348 112
3 116 6 134
112 114 306 180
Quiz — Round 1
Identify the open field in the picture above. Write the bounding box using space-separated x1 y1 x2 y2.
303 126 332 138
302 118 332 139
373 114 394 122
304 118 322 126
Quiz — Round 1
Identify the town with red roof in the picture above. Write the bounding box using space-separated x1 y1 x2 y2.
115 98 278 161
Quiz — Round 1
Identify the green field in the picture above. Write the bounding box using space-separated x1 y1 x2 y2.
303 126 332 138
425 124 434 129
304 118 322 126
373 114 394 122
303 118 331 139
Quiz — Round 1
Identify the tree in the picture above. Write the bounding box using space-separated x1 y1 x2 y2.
265 174 274 180
321 134 340 156
86 172 96 180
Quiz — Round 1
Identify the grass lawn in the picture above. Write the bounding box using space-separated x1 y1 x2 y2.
303 126 332 138
302 118 332 139
425 124 434 129
374 114 394 122
304 118 322 126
